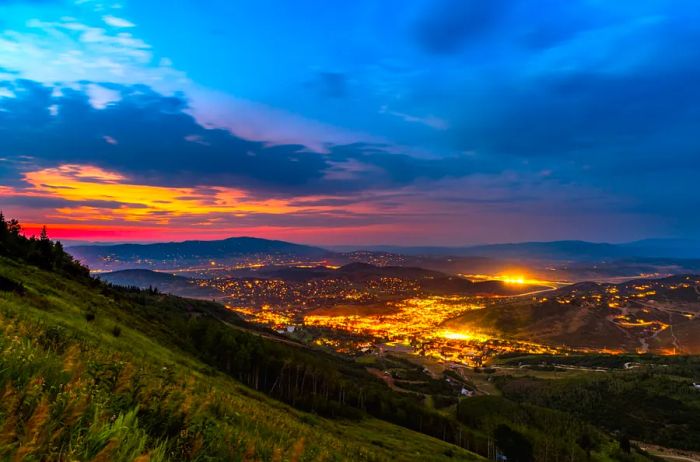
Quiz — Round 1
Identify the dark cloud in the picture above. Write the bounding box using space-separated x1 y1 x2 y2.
0 80 484 196
453 65 700 162
413 0 509 54
0 195 144 209
314 72 347 98
412 0 618 55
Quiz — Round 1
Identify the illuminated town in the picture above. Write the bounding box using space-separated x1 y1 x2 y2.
181 267 700 366
88 249 700 365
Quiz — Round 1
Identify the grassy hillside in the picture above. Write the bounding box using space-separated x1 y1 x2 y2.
0 256 484 461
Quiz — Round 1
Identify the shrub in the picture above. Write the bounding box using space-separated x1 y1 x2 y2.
0 274 25 293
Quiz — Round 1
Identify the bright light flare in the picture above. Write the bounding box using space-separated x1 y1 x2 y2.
437 329 488 342
501 274 526 285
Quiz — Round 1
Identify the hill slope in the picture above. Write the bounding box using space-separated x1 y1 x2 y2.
98 269 218 298
0 256 485 461
445 275 700 353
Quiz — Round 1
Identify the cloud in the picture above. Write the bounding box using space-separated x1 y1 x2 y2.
314 71 347 98
0 5 375 153
0 14 185 90
379 106 448 130
0 80 486 196
186 87 371 152
413 0 509 54
102 15 135 28
3 0 700 242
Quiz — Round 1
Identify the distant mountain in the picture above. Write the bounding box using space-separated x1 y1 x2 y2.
69 236 334 270
619 239 700 259
336 239 700 261
458 241 624 260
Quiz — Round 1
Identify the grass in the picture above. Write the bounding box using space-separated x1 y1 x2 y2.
0 257 484 461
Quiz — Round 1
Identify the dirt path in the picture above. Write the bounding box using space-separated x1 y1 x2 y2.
636 442 700 462
366 367 422 395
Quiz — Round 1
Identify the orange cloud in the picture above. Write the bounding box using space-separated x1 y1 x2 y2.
16 164 369 223
21 164 303 220
4 163 387 226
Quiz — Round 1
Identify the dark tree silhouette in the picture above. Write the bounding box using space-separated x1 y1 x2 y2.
494 424 533 462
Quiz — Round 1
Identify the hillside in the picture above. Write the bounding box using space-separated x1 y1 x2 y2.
98 269 218 298
0 252 484 458
98 264 547 311
445 275 700 353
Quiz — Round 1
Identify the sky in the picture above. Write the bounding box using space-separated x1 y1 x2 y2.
1 0 699 245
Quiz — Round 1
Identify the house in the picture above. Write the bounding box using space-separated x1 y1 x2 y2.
460 387 475 397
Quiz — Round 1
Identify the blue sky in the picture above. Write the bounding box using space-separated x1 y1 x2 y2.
1 0 699 244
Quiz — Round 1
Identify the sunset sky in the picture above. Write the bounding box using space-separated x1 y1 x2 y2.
1 0 700 245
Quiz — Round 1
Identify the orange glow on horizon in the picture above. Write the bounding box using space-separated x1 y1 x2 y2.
1 163 410 242
18 221 401 244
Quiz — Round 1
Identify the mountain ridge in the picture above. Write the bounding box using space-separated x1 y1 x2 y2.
331 238 700 260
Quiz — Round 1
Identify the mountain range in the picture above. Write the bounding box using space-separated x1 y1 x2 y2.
69 236 332 270
71 237 700 272
332 239 700 260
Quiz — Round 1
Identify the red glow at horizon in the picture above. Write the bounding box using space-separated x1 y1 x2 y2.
19 222 403 245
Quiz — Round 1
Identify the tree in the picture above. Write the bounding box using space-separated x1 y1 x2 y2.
0 216 89 279
619 433 631 454
37 226 54 270
494 424 533 462
578 432 594 460
7 219 20 236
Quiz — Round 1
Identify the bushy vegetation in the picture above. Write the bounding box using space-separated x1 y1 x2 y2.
456 396 654 462
495 369 700 451
497 352 700 373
